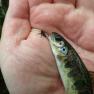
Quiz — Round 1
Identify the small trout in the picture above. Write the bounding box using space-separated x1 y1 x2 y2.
48 32 93 94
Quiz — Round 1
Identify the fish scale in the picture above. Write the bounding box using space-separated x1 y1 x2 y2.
48 32 93 94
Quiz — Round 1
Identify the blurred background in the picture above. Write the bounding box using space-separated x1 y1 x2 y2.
0 0 9 94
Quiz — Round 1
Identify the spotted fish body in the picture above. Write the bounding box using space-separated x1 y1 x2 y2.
48 32 93 94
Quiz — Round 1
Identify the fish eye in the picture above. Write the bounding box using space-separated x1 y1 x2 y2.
60 46 68 55
55 41 64 47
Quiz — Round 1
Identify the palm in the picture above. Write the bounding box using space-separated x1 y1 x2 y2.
0 0 94 94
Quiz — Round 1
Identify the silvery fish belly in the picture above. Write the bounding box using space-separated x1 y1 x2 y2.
48 32 93 94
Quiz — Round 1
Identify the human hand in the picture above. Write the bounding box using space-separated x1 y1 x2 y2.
0 0 94 94
0 0 65 94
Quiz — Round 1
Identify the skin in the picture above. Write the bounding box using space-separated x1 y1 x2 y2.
0 0 94 94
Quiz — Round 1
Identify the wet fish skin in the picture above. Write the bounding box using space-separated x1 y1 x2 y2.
48 32 93 94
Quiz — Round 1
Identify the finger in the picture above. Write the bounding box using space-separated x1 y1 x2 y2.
77 0 94 11
30 3 94 51
64 9 94 52
8 0 29 18
30 3 74 33
2 0 53 43
28 0 52 8
54 0 76 6
2 0 30 41
8 0 52 19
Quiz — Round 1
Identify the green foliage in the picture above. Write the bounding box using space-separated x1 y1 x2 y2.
1 0 9 12
0 0 9 37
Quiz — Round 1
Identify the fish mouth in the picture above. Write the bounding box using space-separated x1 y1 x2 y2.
42 31 63 42
50 32 63 42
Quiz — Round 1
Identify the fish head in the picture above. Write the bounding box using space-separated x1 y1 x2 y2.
49 32 69 61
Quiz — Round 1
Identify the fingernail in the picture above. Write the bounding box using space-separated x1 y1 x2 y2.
31 28 41 32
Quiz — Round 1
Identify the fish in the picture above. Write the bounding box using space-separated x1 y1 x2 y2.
48 32 93 94
89 71 94 92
